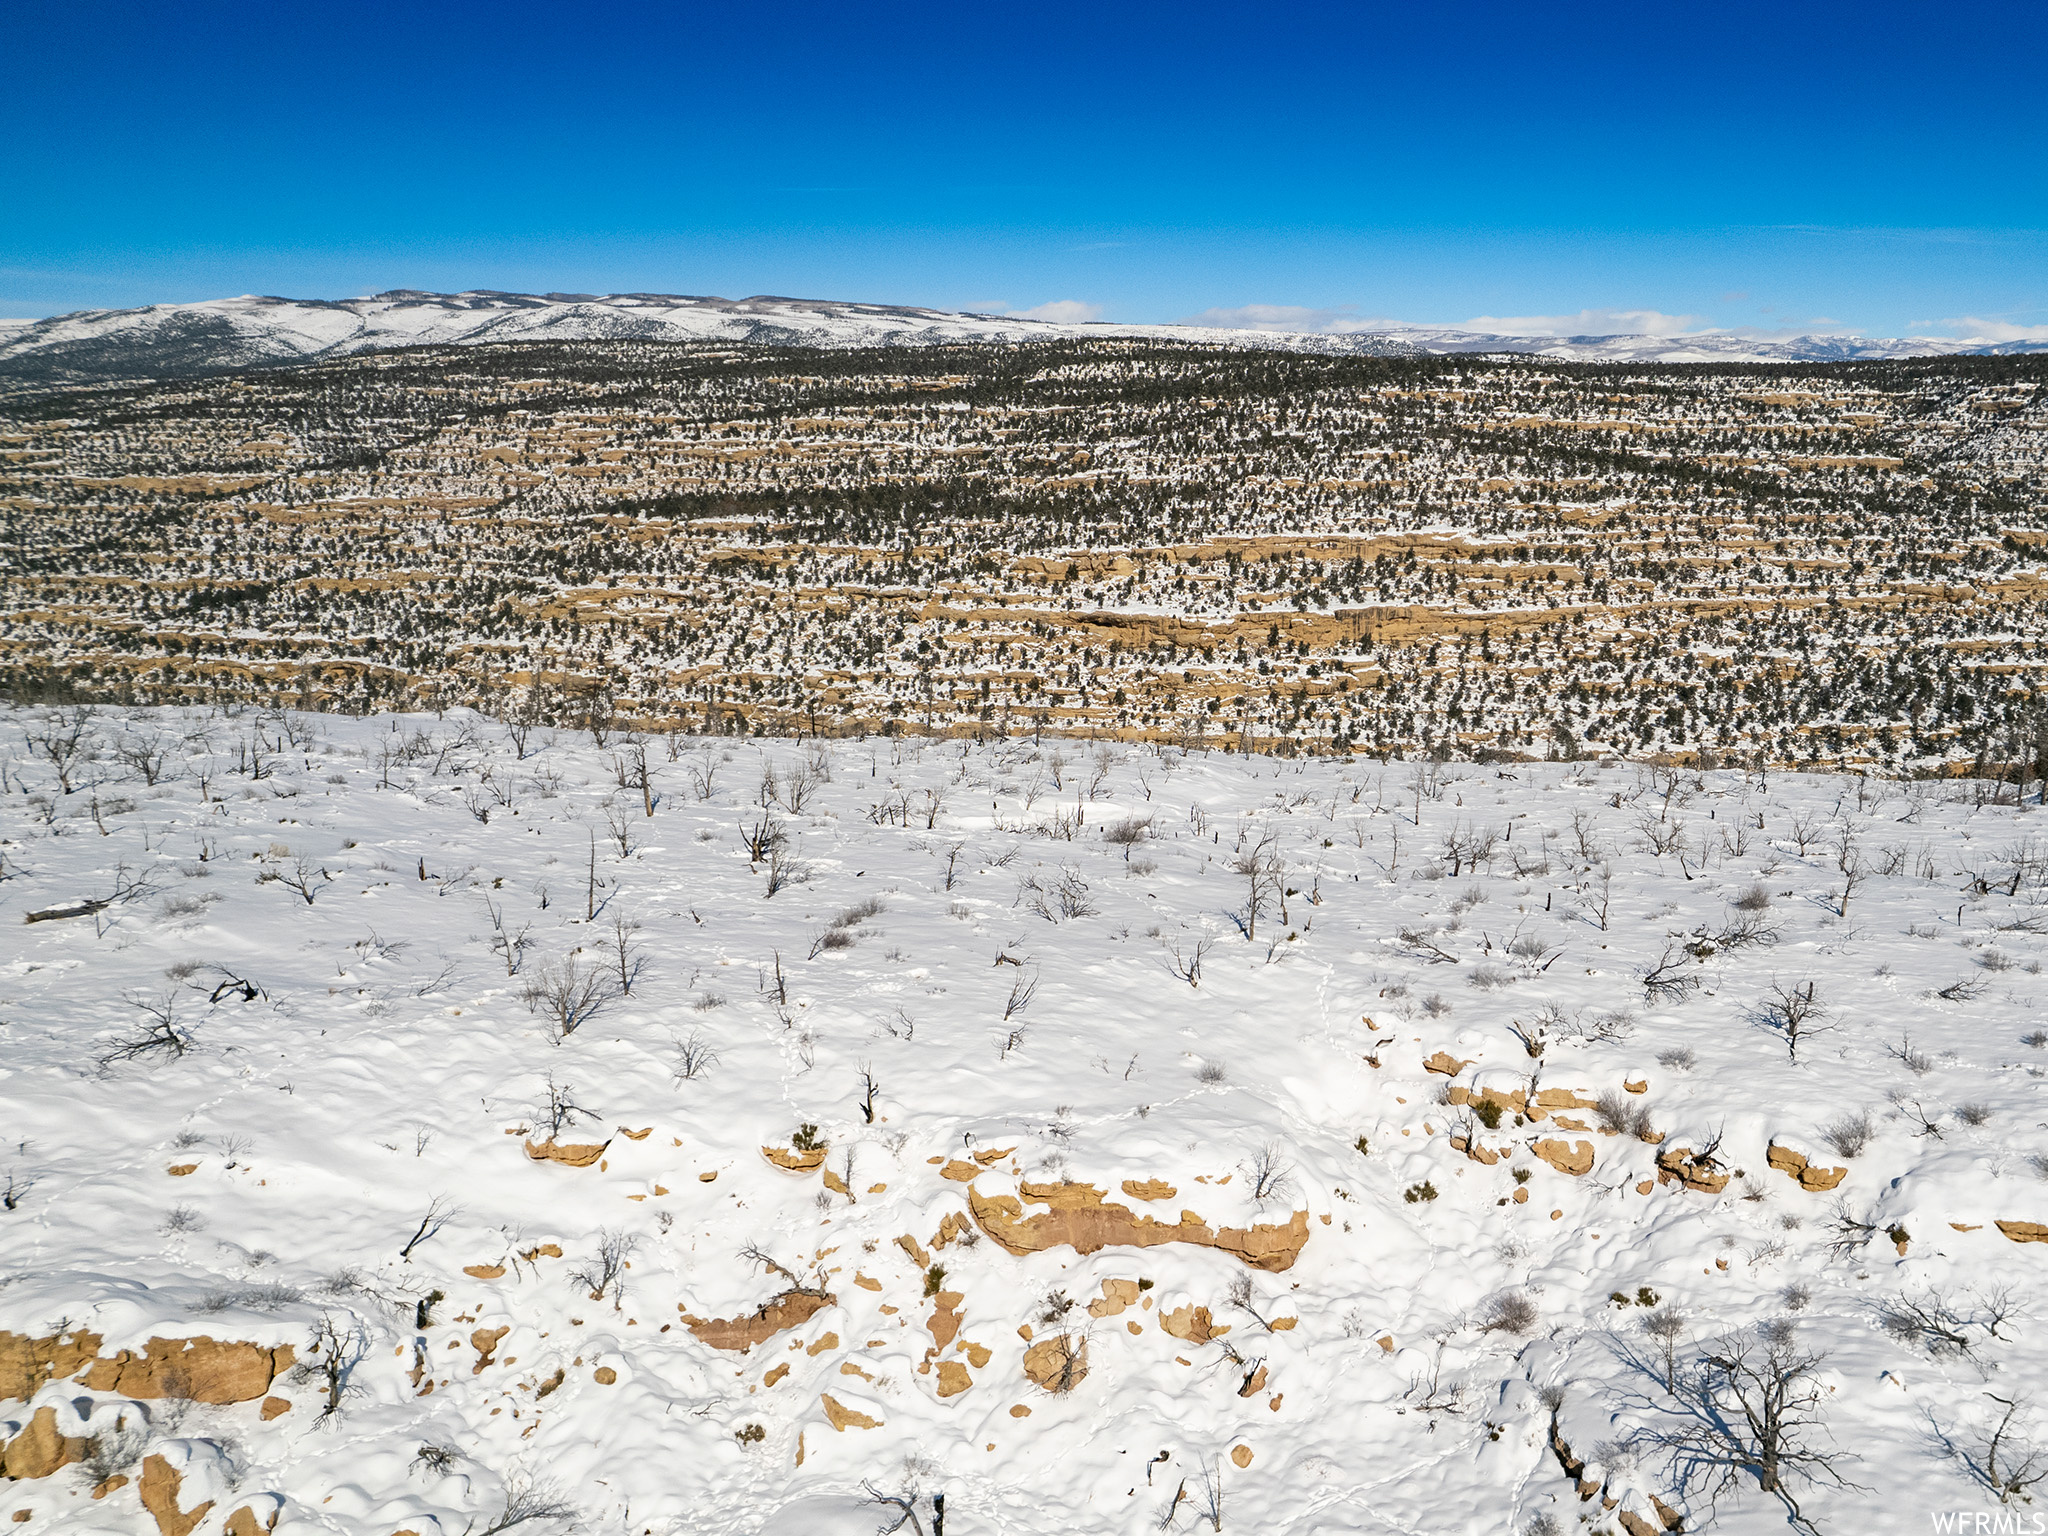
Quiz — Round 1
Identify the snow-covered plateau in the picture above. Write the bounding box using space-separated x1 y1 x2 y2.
1 291 2039 386
5 706 2048 1536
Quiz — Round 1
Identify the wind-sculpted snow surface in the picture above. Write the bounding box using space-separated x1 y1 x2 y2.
4 706 2048 1535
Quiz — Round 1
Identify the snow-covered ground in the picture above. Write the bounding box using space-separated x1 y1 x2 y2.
4 707 2047 1536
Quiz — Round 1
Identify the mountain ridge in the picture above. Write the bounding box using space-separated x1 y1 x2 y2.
1 287 2040 386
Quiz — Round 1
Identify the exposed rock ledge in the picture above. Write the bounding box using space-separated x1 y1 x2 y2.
0 1331 293 1406
966 1181 1310 1272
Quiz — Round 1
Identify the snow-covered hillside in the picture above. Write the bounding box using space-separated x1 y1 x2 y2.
0 290 2033 386
4 707 2048 1536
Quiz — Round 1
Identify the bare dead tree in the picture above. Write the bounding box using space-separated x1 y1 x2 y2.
1104 815 1154 860
1824 1200 1881 1259
861 1482 928 1536
3 1168 37 1213
1696 908 1781 952
1194 1455 1225 1533
1569 808 1605 863
1961 1394 2048 1505
537 1073 592 1138
1639 944 1701 1003
606 913 646 996
739 1241 828 1297
260 852 329 906
858 1067 881 1124
671 1033 718 1083
1004 968 1039 1023
1018 867 1096 922
1229 829 1285 941
582 687 615 749
1403 1341 1465 1414
571 1229 636 1306
1635 1324 1860 1533
483 895 534 977
1440 821 1501 875
764 838 809 897
206 967 263 1004
600 800 636 858
685 749 719 802
502 701 538 761
114 730 180 786
1244 1143 1296 1206
1642 1307 1687 1392
479 1472 578 1534
1885 1034 1934 1073
781 756 825 813
1785 810 1826 858
1835 856 1868 918
301 1313 370 1421
399 1195 459 1261
100 989 195 1068
521 956 619 1042
1581 861 1616 930
1393 927 1459 965
1898 1098 1946 1139
614 743 655 816
25 706 97 794
1877 1287 2020 1358
1756 980 1832 1062
1163 933 1213 988
1634 813 1691 860
1226 1272 1275 1331
740 811 784 866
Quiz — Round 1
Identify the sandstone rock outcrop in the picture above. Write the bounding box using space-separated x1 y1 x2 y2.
1655 1146 1730 1194
1159 1305 1229 1343
821 1392 880 1430
967 1182 1309 1272
139 1455 211 1536
0 1406 88 1481
0 1332 293 1406
683 1290 835 1352
1022 1334 1089 1392
1765 1142 1848 1192
1532 1139 1595 1176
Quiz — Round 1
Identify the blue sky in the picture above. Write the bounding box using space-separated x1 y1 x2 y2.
5 0 2045 338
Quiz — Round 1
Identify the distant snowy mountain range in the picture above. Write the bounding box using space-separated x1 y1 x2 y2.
0 288 2039 385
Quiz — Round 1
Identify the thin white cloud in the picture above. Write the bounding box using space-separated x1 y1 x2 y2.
1183 304 1718 339
1176 302 2040 344
1450 308 1704 338
1177 304 1398 334
1933 316 2048 343
1008 299 1103 324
